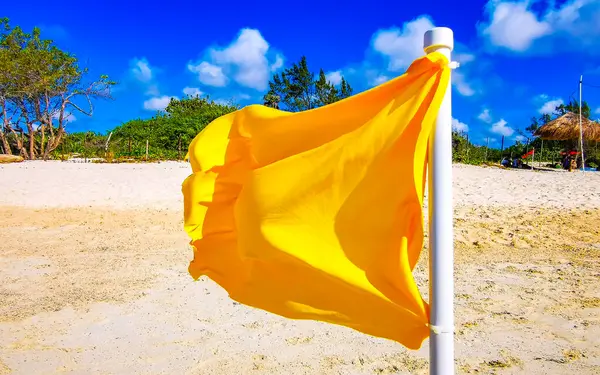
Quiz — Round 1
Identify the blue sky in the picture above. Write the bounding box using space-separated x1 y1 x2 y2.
5 0 600 146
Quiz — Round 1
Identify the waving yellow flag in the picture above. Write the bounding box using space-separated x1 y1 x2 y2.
182 52 450 349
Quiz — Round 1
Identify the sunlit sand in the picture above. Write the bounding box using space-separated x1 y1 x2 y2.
0 161 599 374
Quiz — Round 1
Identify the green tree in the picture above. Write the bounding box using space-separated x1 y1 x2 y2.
539 113 552 124
164 94 237 119
315 69 339 106
263 92 280 109
0 18 26 156
526 116 539 136
264 56 352 112
339 77 352 99
108 95 238 160
528 113 553 135
555 99 591 118
0 18 116 159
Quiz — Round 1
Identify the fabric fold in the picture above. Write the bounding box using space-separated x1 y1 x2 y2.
182 52 450 349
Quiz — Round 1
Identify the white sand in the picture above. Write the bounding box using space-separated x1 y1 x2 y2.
1 161 599 210
0 161 191 210
0 161 599 375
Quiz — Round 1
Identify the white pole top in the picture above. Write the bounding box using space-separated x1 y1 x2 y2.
423 27 454 53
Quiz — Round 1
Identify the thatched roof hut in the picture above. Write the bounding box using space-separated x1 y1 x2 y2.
534 112 600 141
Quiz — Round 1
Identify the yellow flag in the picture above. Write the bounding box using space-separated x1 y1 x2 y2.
182 52 450 349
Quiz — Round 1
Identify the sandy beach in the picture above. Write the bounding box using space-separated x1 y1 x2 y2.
0 161 599 374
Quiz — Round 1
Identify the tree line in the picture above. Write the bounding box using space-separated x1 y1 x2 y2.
2 18 597 167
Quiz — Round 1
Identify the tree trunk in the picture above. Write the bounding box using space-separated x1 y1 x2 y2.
27 125 36 160
8 128 26 158
1 102 13 155
0 130 11 155
40 125 46 158
43 129 65 160
19 133 27 158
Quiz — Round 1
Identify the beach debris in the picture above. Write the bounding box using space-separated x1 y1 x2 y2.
0 154 24 163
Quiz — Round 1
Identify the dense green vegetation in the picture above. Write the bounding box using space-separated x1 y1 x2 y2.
52 99 236 161
104 96 237 160
1 18 598 167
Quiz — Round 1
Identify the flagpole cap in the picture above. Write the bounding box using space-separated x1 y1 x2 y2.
423 27 454 53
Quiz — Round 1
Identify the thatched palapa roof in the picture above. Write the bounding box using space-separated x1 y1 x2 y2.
534 112 600 141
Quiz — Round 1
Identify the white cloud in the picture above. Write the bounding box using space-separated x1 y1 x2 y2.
480 1 552 52
210 29 270 90
371 16 435 71
143 96 176 111
515 135 527 142
214 98 233 105
491 119 514 136
52 111 76 122
326 71 343 85
129 58 162 96
453 71 476 96
452 117 469 133
356 68 389 87
478 108 492 123
183 87 203 97
372 75 391 86
189 28 282 91
271 54 284 72
145 84 160 96
217 93 252 103
369 16 478 97
539 98 564 114
545 0 600 46
130 58 154 83
187 61 228 87
454 52 476 65
479 0 600 53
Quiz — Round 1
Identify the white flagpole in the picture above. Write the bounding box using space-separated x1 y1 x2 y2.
424 27 455 375
579 75 585 172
